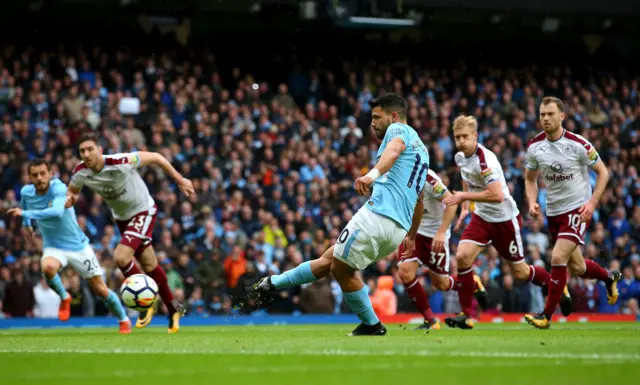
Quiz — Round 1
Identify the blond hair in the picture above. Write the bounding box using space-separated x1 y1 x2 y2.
452 115 478 132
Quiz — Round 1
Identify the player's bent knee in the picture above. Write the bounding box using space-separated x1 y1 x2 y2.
398 264 416 284
510 264 530 281
432 276 451 291
114 245 135 267
315 255 333 277
41 258 60 278
568 260 586 276
88 277 109 298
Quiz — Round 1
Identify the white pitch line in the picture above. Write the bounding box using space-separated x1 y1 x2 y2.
0 347 638 362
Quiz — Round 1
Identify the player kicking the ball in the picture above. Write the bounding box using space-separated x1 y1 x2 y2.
396 169 488 330
253 93 428 336
7 159 131 333
442 115 571 329
66 132 194 333
524 96 621 329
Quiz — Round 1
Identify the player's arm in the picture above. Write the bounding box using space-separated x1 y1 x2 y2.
371 137 406 176
579 158 609 222
137 151 183 181
355 137 406 195
20 195 32 228
524 146 542 217
401 190 425 258
578 141 608 221
524 168 539 207
456 181 504 203
588 159 609 205
437 190 458 235
453 181 470 232
136 152 195 196
407 191 425 240
65 183 81 208
525 167 542 218
22 193 66 220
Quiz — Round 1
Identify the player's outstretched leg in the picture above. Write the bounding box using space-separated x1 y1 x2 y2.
138 247 184 334
510 261 573 317
114 245 155 328
572 256 621 305
87 276 131 334
398 261 438 330
253 246 334 306
331 258 386 336
41 257 72 322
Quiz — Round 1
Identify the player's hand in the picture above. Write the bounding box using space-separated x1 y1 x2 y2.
443 191 464 207
401 235 416 258
354 176 374 196
25 227 35 242
64 194 77 208
579 200 595 223
432 231 446 253
178 178 195 197
529 203 541 218
454 208 470 232
6 208 23 217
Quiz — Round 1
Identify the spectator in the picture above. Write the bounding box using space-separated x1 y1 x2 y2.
2 268 34 317
33 278 61 318
224 245 247 290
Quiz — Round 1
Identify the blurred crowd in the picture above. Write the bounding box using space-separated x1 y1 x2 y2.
0 43 639 319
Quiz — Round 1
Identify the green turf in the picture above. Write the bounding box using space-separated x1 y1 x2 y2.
1 323 639 385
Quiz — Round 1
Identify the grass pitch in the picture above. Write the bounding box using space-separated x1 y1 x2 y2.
1 323 638 385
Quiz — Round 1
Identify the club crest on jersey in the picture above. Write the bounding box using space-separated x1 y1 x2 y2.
480 168 492 178
550 162 563 173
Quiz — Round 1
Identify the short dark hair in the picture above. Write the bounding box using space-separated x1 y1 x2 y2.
369 93 407 119
28 158 50 174
541 96 564 112
77 132 100 148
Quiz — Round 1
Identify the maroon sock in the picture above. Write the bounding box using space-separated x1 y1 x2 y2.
528 265 550 287
543 265 568 320
405 278 435 321
581 260 612 285
148 266 177 315
457 268 475 316
119 260 142 277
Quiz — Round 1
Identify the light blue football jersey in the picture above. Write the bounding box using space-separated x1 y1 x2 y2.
366 122 429 231
20 179 89 252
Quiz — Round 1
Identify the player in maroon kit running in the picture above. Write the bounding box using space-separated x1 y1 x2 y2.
442 115 570 329
524 96 621 329
65 132 195 333
396 169 487 330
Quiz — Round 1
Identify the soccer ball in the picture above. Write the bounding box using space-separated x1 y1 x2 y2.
120 274 159 311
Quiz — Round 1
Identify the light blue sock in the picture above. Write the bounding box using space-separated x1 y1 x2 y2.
271 261 317 289
344 286 379 326
45 274 69 300
103 290 129 322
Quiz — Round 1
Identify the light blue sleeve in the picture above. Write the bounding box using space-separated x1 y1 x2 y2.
22 184 67 220
20 195 32 228
386 123 411 146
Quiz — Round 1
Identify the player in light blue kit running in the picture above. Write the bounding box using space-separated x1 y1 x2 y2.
253 93 429 335
7 159 131 334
